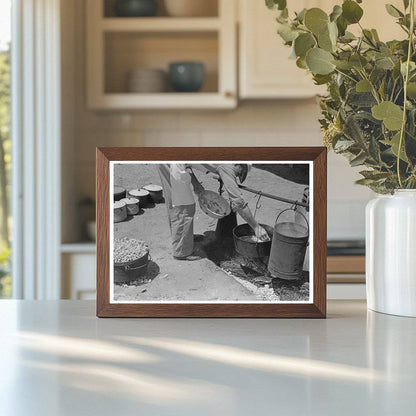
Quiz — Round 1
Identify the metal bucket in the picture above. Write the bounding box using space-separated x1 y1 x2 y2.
268 209 309 280
233 223 273 258
114 252 149 283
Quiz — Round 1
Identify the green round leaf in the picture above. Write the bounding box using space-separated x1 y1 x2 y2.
375 56 395 70
342 0 363 24
296 57 307 69
277 23 299 42
294 33 315 57
266 0 287 11
383 132 409 162
306 48 335 75
318 32 333 52
371 101 403 131
330 5 343 22
356 79 372 93
317 22 338 52
407 82 416 99
336 15 348 36
304 8 329 35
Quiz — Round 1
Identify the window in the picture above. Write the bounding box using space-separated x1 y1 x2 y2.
0 0 11 298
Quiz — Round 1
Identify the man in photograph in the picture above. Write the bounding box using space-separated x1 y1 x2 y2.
191 163 269 242
157 164 203 261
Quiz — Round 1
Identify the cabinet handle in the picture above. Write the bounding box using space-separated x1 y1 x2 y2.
225 91 234 98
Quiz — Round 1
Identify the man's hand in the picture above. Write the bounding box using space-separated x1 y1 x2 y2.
206 172 220 181
255 225 270 242
186 167 205 195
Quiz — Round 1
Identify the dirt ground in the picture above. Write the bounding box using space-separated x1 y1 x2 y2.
113 164 310 302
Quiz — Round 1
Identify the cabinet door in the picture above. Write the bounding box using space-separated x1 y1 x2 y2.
239 0 402 99
239 0 323 99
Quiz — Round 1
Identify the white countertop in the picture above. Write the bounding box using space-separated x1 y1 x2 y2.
0 300 415 415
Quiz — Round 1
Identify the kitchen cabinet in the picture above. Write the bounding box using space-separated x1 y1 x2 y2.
61 244 96 300
238 0 404 99
239 0 327 99
86 0 237 109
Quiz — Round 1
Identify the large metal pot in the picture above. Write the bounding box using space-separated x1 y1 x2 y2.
233 223 273 258
114 251 149 283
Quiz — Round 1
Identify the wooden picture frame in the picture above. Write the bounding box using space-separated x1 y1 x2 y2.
97 147 327 318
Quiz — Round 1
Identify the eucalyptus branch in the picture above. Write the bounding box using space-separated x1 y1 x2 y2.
397 0 415 188
358 69 381 104
267 0 416 192
334 68 358 83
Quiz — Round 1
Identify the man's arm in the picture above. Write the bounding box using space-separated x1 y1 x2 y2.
186 167 204 195
237 206 270 241
216 165 269 241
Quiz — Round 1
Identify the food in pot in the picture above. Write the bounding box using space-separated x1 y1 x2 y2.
199 193 228 216
114 237 149 264
206 199 227 216
240 235 271 243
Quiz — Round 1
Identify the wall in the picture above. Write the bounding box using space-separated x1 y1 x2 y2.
62 0 374 243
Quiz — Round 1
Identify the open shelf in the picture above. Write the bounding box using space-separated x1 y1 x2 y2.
101 17 221 32
61 242 96 254
104 31 219 94
103 0 219 18
90 92 235 109
86 0 237 109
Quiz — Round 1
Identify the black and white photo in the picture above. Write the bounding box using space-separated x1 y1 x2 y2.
110 161 313 304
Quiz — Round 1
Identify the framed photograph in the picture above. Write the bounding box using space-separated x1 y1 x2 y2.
96 147 327 318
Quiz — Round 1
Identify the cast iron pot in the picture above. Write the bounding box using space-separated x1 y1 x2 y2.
114 251 149 283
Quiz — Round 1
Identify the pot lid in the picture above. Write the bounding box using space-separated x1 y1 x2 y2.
129 188 149 196
114 201 126 209
143 184 163 192
114 186 126 194
120 197 139 204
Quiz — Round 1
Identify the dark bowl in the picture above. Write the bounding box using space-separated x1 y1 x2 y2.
114 0 158 17
169 62 205 92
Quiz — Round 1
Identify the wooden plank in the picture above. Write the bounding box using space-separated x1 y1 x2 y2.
89 93 236 110
327 274 366 284
101 17 221 32
327 256 365 274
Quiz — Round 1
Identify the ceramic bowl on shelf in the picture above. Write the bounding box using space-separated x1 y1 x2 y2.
168 62 205 93
114 0 158 17
164 0 217 17
127 68 167 93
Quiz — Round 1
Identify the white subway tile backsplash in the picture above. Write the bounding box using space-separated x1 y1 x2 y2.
72 100 373 239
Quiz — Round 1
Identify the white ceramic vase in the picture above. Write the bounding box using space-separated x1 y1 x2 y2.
366 190 416 317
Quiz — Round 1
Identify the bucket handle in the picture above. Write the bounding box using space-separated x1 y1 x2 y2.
275 208 309 235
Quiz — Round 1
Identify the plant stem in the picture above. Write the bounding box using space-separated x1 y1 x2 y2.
334 68 357 83
397 0 415 188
